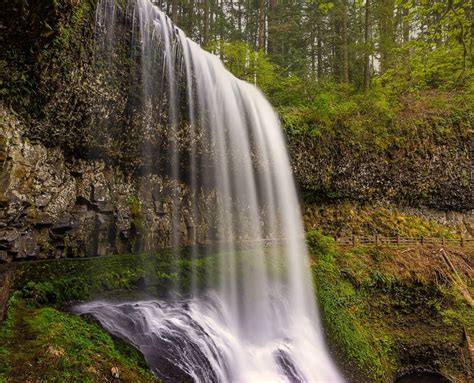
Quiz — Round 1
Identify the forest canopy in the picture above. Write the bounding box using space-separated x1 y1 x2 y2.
160 0 473 118
155 0 473 166
165 0 472 92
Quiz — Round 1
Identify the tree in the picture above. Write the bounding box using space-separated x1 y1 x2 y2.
258 0 266 51
363 0 371 92
378 0 395 74
342 0 349 83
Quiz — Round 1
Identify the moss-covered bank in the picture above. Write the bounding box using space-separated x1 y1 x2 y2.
0 246 288 381
309 230 473 382
0 297 159 383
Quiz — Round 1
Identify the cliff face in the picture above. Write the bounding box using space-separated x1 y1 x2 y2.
285 92 473 212
0 0 147 169
0 108 209 262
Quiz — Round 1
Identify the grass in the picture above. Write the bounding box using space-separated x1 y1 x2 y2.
308 231 397 381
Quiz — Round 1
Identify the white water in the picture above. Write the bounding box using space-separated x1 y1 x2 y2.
84 1 345 381
75 292 342 382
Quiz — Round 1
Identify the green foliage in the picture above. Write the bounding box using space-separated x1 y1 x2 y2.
306 229 338 255
279 81 472 148
308 229 473 381
214 40 471 152
206 40 278 94
308 230 396 380
208 8 473 164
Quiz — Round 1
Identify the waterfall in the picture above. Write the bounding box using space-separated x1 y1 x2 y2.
75 0 345 381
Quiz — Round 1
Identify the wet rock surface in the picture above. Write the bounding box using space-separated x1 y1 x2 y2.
0 108 210 262
288 127 473 212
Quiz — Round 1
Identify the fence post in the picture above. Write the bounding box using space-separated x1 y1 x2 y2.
396 235 400 246
375 233 379 246
442 237 445 246
352 235 356 246
461 236 465 247
420 236 424 245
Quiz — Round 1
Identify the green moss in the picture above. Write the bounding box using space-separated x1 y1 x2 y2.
127 195 142 216
308 230 396 380
56 1 91 50
127 195 146 235
0 297 159 382
308 229 473 382
12 251 184 305
10 247 259 306
0 293 18 382
304 202 462 238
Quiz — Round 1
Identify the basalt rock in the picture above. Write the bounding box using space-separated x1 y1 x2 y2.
288 118 473 212
0 107 211 262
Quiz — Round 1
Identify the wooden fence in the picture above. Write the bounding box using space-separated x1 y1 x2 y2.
336 235 473 247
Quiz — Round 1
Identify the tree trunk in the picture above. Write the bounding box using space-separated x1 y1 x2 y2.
379 0 395 73
171 0 177 23
267 0 277 54
258 0 266 51
402 0 410 43
363 0 371 92
237 0 242 34
317 24 323 80
310 27 316 78
203 0 209 46
188 0 193 38
342 0 349 83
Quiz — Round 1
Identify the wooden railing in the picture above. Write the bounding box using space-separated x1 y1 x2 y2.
336 235 473 247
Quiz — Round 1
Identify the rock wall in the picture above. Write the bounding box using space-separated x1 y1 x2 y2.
288 124 473 212
0 107 210 263
285 87 474 213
